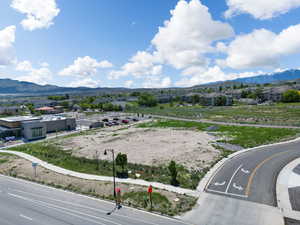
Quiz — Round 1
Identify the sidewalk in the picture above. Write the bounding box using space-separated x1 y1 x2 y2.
277 158 300 221
0 149 200 197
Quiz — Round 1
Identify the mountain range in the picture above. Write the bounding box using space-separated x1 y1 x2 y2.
0 69 300 94
232 69 300 84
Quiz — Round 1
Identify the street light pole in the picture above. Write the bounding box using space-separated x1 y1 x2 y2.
104 149 116 204
112 149 116 200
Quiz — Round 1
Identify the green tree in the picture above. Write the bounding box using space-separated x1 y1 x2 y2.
102 103 114 111
191 94 200 105
116 153 128 172
168 161 179 186
138 93 158 107
215 96 227 106
26 103 35 114
130 92 141 97
282 90 300 103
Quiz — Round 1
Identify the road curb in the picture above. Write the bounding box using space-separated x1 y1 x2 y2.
276 158 300 215
197 137 300 192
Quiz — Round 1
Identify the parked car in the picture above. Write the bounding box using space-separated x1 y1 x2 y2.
132 118 139 122
122 119 129 124
113 118 119 121
102 118 109 122
105 122 113 126
112 121 119 125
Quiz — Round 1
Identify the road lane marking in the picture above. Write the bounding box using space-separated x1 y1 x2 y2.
8 193 120 225
1 175 191 225
245 151 287 196
214 181 226 186
8 188 164 225
225 164 243 193
241 168 250 174
233 183 243 191
206 188 248 198
20 214 33 221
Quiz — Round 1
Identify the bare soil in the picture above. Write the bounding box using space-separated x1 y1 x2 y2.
58 126 220 170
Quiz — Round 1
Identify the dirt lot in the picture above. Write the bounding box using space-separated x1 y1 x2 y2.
0 154 197 215
58 126 220 170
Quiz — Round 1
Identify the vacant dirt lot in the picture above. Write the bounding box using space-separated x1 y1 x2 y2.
59 126 220 170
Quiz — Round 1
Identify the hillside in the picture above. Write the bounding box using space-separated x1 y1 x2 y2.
232 69 300 84
0 69 300 94
0 78 128 94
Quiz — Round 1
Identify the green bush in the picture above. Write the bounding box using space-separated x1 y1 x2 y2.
282 90 300 103
138 93 158 107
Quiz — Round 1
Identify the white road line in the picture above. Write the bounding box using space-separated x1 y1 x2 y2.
9 188 159 225
225 164 243 193
241 168 250 174
1 175 191 225
214 181 226 186
233 183 243 191
206 188 248 198
20 214 33 221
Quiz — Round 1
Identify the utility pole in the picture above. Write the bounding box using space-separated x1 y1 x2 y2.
104 149 116 204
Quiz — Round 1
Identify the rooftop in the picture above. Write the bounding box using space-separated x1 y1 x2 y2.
0 116 40 123
35 106 55 111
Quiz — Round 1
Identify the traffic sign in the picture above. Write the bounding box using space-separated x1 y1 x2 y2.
32 162 38 168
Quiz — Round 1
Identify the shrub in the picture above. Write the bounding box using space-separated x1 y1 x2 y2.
282 90 300 103
168 161 179 186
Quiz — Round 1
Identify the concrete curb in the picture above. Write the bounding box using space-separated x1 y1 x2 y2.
0 150 199 197
197 137 300 192
275 158 300 220
276 159 298 212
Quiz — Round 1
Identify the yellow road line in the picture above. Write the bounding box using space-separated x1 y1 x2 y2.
245 151 287 196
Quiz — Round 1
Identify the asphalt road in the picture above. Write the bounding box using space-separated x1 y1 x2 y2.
206 140 300 206
0 175 190 225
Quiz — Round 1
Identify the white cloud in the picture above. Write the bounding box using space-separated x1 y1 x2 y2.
151 0 234 70
16 60 32 71
225 0 300 20
11 0 60 31
108 51 162 80
124 80 133 88
219 24 300 70
109 0 234 82
40 62 49 67
176 66 264 87
16 60 52 85
0 25 16 66
143 76 172 88
69 78 100 88
59 56 113 77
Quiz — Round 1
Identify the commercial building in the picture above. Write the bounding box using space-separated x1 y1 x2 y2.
0 115 76 141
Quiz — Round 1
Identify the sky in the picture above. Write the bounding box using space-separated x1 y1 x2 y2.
1 0 300 89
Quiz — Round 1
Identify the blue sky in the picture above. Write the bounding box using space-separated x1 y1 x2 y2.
1 0 300 88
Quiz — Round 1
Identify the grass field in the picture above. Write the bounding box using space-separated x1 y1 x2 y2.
127 103 300 126
9 141 204 189
137 120 300 148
